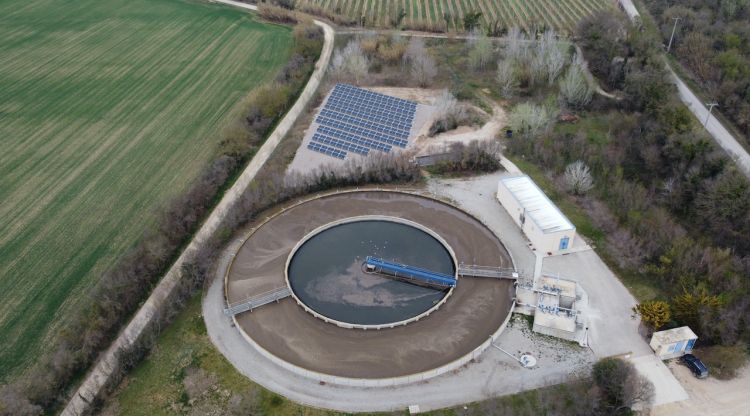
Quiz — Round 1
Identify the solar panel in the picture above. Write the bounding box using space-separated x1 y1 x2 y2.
312 133 369 156
317 126 391 153
316 115 408 147
319 109 410 137
306 84 418 160
307 142 346 159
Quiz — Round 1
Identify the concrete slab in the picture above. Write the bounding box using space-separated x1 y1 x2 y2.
430 173 537 275
543 250 653 358
630 355 689 407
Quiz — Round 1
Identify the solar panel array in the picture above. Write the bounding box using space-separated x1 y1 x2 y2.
306 84 418 160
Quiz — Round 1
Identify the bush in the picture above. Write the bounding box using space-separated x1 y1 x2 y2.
425 140 502 175
508 102 556 139
564 160 594 195
634 300 671 332
559 54 593 108
295 1 356 26
257 4 298 24
696 344 749 380
292 22 324 59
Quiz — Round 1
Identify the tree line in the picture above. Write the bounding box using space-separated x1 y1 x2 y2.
510 9 750 351
644 0 750 146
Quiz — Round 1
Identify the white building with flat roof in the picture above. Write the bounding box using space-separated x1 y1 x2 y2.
497 175 576 255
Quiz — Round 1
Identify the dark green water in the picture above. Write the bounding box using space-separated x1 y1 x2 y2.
288 220 455 325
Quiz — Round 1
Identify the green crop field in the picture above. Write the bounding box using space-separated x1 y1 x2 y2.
0 0 292 377
302 0 612 34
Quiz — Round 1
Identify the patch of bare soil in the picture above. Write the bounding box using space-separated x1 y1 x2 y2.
412 97 507 157
366 86 442 104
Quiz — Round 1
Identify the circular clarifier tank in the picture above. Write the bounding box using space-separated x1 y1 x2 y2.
287 218 456 326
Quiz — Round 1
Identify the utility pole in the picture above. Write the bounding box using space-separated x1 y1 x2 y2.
667 17 681 53
704 102 719 127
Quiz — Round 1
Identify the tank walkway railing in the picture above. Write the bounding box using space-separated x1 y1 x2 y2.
364 256 457 289
457 264 524 280
224 286 291 316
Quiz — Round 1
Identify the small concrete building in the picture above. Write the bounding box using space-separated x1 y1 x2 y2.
650 326 698 360
497 175 576 255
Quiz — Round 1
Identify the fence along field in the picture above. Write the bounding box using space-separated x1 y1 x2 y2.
301 0 613 34
0 0 292 378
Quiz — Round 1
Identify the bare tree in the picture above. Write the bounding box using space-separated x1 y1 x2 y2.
559 54 593 108
505 27 528 62
468 34 493 70
466 26 483 47
429 90 468 135
424 140 502 174
542 30 565 84
564 160 594 195
531 29 565 85
344 41 369 84
331 40 369 84
433 90 461 118
496 59 519 98
329 50 346 80
403 37 437 87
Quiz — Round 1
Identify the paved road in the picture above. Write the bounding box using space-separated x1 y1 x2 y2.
60 3 334 415
617 0 750 177
668 65 750 176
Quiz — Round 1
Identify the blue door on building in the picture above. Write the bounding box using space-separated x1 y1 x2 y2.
686 338 696 352
559 236 570 250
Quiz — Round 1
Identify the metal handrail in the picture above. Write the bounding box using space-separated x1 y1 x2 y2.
224 286 291 316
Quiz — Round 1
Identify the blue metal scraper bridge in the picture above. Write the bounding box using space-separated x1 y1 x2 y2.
363 256 457 290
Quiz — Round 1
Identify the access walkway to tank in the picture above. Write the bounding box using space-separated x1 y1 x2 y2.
364 256 457 289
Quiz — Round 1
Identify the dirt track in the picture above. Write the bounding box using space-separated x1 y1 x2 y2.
226 191 514 378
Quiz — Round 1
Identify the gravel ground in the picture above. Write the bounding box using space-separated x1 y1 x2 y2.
652 363 750 416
